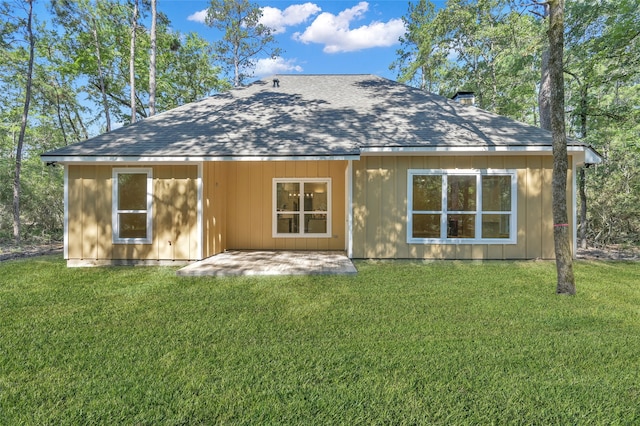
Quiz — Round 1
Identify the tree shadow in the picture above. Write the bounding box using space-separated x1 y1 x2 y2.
45 75 559 161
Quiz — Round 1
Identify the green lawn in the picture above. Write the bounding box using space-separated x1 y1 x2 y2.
1 256 639 425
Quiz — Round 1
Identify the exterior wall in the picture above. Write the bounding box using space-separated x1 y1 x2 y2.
67 164 199 262
202 162 228 258
68 155 567 262
351 155 573 259
222 161 347 251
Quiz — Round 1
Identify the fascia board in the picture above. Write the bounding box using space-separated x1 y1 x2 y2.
360 145 603 163
41 154 361 164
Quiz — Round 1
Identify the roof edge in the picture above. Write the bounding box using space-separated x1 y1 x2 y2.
360 144 602 163
40 154 361 165
42 144 603 165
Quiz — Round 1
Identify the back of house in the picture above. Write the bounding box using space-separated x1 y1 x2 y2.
41 74 601 265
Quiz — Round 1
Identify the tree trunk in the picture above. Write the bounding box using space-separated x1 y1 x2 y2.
149 0 157 116
63 102 86 143
548 0 576 295
233 54 240 87
539 51 551 130
538 3 551 131
129 0 138 123
73 108 89 140
13 0 35 245
578 85 589 249
92 17 111 132
578 166 588 249
53 78 69 146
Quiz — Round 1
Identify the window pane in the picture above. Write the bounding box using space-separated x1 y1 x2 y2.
482 176 511 211
118 213 147 238
277 213 299 233
447 176 476 211
412 214 441 238
118 174 147 210
305 214 327 233
412 175 442 211
482 214 510 239
447 214 475 238
276 183 300 212
303 182 328 212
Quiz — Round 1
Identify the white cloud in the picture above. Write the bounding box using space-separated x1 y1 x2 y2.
293 1 405 53
188 3 321 31
254 57 304 77
260 3 322 34
187 9 208 24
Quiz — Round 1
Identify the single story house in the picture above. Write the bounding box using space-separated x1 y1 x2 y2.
41 74 601 266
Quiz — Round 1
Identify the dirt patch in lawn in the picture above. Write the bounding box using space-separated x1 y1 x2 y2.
0 242 63 262
576 246 640 261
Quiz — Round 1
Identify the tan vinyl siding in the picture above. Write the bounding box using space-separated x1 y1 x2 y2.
95 166 112 259
224 161 347 251
202 162 228 258
66 165 113 260
67 165 199 262
351 155 572 260
67 155 567 263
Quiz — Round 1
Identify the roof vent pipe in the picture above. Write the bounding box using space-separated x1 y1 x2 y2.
452 91 475 106
273 78 280 88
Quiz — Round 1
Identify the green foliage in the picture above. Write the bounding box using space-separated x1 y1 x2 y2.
206 0 280 87
391 0 449 92
49 0 227 125
0 160 63 242
1 258 639 423
0 0 228 245
0 119 64 243
393 0 544 125
563 0 640 248
586 134 640 247
394 0 640 247
154 32 231 110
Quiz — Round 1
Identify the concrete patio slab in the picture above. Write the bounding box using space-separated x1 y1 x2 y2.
176 250 357 277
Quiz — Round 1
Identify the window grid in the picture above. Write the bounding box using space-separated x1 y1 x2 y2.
408 169 517 244
112 168 153 244
273 178 331 238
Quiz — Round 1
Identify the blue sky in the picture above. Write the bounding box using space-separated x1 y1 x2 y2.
159 1 445 81
27 0 450 81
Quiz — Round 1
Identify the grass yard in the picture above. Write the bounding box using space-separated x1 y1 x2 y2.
1 256 639 425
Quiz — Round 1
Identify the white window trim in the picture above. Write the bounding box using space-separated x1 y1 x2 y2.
112 168 153 244
63 166 69 259
346 160 353 257
407 169 517 245
272 178 332 238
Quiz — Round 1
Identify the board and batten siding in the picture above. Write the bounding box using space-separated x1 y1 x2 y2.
219 160 347 251
67 165 199 262
202 161 228 258
351 155 572 260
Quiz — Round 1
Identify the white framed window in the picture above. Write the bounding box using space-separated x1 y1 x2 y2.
408 169 517 244
112 168 153 244
273 178 331 238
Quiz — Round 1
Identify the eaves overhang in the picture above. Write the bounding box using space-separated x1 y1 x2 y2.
360 144 603 164
41 154 361 165
41 144 603 166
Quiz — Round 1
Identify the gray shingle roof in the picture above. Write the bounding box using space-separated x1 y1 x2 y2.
41 74 594 161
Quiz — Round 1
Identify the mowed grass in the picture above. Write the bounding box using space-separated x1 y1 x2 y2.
1 256 639 425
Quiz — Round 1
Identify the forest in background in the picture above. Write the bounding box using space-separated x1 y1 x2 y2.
392 0 640 249
1 0 230 245
1 0 638 249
